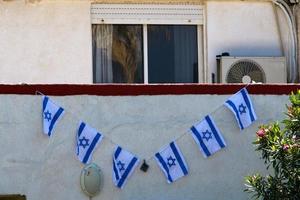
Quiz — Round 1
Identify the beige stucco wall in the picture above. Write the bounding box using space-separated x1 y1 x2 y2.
0 0 92 84
206 1 283 82
0 94 288 200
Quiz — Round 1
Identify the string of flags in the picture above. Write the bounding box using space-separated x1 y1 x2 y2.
40 86 257 189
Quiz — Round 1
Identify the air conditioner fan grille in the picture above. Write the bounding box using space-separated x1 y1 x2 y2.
226 59 266 83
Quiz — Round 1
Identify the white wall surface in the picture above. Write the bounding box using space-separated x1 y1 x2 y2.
0 94 288 200
0 1 287 84
206 1 283 82
0 0 92 83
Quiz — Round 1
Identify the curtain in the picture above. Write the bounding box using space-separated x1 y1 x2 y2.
173 26 198 83
92 25 113 83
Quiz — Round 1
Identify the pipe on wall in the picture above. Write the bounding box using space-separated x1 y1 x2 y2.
273 0 298 82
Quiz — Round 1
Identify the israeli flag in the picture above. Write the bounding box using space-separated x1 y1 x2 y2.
76 122 103 164
42 96 64 137
190 115 226 158
113 146 139 189
224 88 257 130
155 141 188 183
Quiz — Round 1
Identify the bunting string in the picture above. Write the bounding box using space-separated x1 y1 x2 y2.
145 81 252 161
37 83 257 188
36 90 121 147
36 83 252 162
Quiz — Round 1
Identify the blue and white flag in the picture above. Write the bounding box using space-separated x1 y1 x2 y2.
190 115 226 158
224 88 257 130
42 96 64 137
76 122 103 164
113 146 139 189
155 141 188 183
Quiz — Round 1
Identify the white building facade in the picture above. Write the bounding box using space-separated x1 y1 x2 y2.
0 1 299 199
0 0 296 84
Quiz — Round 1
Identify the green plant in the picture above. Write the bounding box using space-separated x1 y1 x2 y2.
244 90 300 200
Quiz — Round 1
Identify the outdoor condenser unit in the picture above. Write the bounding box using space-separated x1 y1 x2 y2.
218 56 287 83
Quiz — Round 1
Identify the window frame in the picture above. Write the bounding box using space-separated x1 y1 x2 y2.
91 4 206 84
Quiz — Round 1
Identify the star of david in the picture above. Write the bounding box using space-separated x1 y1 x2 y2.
117 161 125 172
239 103 247 115
167 156 176 168
79 136 89 149
202 130 213 142
44 110 52 122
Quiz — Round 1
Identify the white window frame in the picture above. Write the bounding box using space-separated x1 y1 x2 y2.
91 4 206 83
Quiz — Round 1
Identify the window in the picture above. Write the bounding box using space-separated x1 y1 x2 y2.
148 25 198 83
92 24 144 83
91 4 204 84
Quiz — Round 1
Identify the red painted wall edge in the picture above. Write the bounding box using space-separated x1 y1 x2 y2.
0 84 299 96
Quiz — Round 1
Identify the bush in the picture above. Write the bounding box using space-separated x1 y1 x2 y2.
244 90 300 200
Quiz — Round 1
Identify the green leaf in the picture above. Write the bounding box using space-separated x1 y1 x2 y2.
244 90 300 200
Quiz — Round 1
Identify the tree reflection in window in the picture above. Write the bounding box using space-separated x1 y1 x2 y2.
92 24 143 83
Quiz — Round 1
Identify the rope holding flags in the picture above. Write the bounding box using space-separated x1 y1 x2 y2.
37 86 257 189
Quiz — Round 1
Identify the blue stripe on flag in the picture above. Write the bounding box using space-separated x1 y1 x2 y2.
82 133 101 164
190 126 211 157
114 146 122 159
48 107 64 136
155 153 173 183
205 116 225 148
117 157 138 188
113 160 120 180
241 89 255 122
43 96 48 111
78 122 86 137
170 142 188 175
226 100 244 130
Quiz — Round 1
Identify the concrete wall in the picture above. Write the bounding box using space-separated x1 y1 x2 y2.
0 94 288 200
206 1 283 82
0 0 92 84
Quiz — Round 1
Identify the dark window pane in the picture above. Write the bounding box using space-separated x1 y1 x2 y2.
148 25 198 83
92 25 143 83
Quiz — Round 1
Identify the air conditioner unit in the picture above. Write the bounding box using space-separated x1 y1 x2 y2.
219 56 287 83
